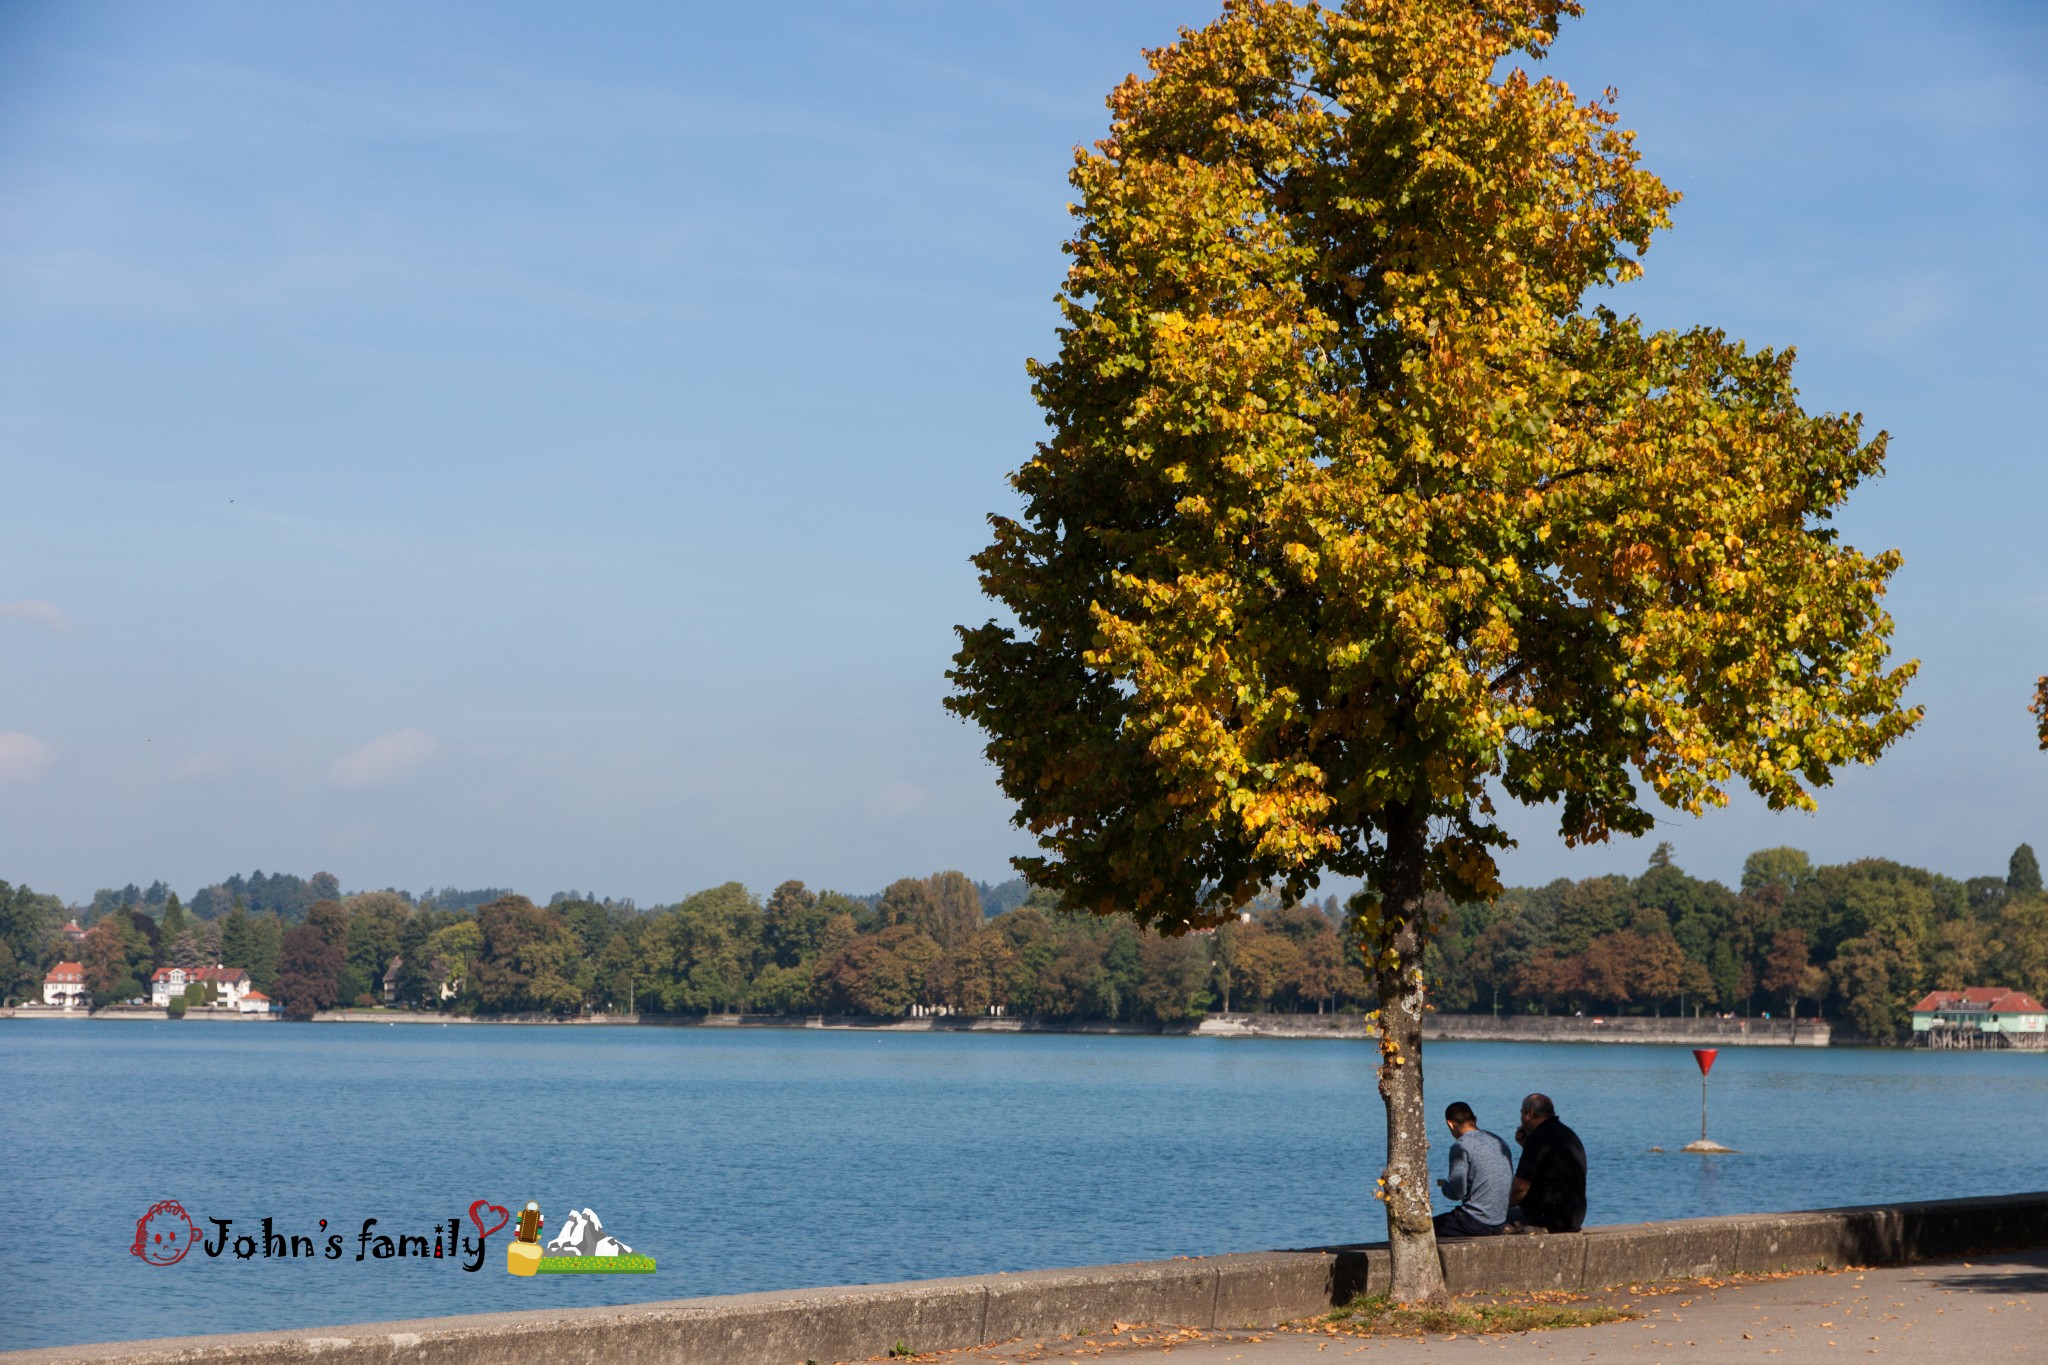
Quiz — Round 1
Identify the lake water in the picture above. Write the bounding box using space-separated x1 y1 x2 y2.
5 1022 2047 1351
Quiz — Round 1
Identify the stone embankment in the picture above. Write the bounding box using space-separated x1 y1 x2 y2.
1 1008 1828 1044
1196 1011 1830 1046
2 1006 274 1022
684 1010 1831 1046
7 1193 2042 1365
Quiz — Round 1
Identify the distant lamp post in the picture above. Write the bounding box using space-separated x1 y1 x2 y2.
1683 1047 1735 1153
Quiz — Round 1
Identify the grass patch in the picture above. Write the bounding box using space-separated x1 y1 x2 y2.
1319 1290 1635 1338
535 1253 657 1275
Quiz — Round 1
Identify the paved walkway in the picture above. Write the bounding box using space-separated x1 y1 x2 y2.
954 1248 2048 1365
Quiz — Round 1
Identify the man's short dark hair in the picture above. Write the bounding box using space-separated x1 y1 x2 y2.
1444 1101 1476 1125
1520 1092 1555 1118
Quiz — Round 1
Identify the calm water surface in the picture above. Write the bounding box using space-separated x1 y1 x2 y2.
5 1021 2046 1350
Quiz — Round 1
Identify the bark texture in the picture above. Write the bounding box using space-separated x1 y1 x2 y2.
1372 814 1448 1306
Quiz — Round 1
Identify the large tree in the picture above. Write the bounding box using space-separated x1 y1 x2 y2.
2009 844 2042 897
0 880 62 1003
472 896 582 1015
275 900 349 1020
639 883 766 1014
948 0 1917 1301
342 891 414 1003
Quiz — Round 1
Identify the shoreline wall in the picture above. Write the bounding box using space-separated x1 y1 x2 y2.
0 1007 1830 1045
322 1008 1833 1045
7 1192 2043 1365
1207 1011 1830 1047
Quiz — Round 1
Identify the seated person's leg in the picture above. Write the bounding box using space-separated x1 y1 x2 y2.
1433 1207 1500 1238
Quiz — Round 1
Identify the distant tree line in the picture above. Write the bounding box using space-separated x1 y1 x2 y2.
1426 841 2048 1038
3 844 2045 1039
186 870 343 920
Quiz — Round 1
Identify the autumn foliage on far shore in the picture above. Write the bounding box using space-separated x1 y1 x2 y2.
9 845 2048 1042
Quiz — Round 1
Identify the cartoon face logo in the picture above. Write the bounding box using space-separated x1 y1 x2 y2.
132 1200 201 1266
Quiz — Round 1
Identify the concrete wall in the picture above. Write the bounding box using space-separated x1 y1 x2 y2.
1198 1011 1828 1046
312 1011 638 1025
323 1012 1827 1044
7 1009 1826 1043
11 1192 2043 1365
3 1007 277 1022
1431 1013 1827 1047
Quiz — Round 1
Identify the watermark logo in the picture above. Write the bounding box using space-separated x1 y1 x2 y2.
509 1202 652 1276
125 1198 653 1276
132 1200 200 1266
468 1200 510 1242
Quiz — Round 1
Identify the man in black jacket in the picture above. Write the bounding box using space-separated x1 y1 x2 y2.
1509 1092 1586 1233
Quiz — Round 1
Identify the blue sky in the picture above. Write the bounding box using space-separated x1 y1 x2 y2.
0 1 2042 906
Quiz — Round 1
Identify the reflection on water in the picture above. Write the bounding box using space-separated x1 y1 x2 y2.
4 1023 2044 1350
1690 1147 1729 1209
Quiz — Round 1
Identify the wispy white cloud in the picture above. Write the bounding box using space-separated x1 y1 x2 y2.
1855 272 1962 351
329 728 438 790
0 733 56 784
171 752 227 782
866 780 928 820
0 599 75 633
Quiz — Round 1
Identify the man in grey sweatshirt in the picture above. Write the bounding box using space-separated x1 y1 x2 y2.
1434 1101 1513 1237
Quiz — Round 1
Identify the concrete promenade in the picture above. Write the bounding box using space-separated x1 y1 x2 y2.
950 1248 2048 1363
7 1194 2044 1365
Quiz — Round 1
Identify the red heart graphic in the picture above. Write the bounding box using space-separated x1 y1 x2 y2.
469 1200 510 1240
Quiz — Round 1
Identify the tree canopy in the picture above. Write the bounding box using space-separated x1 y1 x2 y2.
950 0 1916 922
2010 844 2042 897
948 0 1918 1302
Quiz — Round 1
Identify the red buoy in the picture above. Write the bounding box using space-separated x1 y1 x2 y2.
1681 1048 1733 1151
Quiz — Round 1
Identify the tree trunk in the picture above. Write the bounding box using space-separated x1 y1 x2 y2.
1369 809 1448 1306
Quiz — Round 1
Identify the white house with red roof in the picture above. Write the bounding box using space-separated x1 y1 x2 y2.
42 961 86 1008
236 989 278 1015
150 964 253 1008
1911 986 2048 1045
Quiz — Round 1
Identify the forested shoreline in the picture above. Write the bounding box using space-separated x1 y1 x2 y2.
3 841 2044 1041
